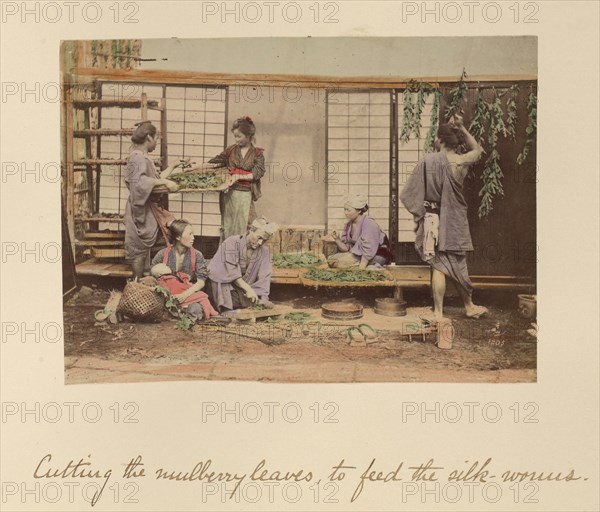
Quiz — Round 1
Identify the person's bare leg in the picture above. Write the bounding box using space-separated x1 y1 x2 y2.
431 269 446 319
456 283 474 310
456 280 488 318
128 255 146 280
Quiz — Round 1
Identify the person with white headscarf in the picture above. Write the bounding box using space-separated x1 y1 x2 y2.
207 216 279 311
327 194 393 269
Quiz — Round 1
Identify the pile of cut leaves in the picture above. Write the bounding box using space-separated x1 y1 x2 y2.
154 285 195 331
171 172 225 189
304 268 387 282
273 252 321 268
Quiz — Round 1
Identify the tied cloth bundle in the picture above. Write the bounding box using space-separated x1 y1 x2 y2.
251 216 278 240
344 194 368 210
423 212 439 260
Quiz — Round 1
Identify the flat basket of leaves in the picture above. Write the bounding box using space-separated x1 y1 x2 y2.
272 252 323 268
299 268 396 287
154 169 230 194
271 252 327 279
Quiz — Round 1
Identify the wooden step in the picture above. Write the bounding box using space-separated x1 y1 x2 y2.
82 231 125 239
73 158 163 166
91 247 127 259
76 258 132 277
76 216 125 224
73 99 159 109
75 239 125 247
73 129 134 138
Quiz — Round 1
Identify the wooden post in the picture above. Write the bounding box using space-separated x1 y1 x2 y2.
83 107 94 213
160 94 167 169
64 84 76 257
141 92 148 121
95 80 103 215
389 90 399 263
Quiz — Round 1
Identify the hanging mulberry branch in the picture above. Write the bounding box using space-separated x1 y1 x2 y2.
478 89 506 218
400 87 415 143
478 148 503 218
445 70 468 120
126 40 132 68
490 94 508 138
517 89 537 165
505 84 518 139
400 81 434 144
424 89 441 152
469 90 490 144
91 40 98 67
111 40 118 67
412 84 431 139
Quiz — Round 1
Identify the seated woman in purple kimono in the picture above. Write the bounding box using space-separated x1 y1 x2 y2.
327 194 393 269
207 217 278 311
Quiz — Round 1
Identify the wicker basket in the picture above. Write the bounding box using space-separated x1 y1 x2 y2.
117 280 165 322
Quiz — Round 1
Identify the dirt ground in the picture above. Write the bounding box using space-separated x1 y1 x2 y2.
64 282 536 385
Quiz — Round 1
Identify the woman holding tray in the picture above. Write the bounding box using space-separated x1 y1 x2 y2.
208 116 266 240
207 217 278 312
327 194 394 270
124 121 181 279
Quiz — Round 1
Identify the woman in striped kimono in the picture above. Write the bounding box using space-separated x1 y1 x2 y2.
209 116 266 240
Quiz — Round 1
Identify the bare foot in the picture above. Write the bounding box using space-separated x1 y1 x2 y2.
466 305 488 319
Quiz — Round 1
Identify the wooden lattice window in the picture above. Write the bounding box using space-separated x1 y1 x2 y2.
326 90 391 235
98 83 227 237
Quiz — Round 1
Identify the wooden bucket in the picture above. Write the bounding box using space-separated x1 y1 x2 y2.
321 302 363 320
374 297 407 317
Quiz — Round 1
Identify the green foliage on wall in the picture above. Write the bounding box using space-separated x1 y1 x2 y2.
400 72 537 218
517 90 537 165
400 80 435 143
424 90 441 153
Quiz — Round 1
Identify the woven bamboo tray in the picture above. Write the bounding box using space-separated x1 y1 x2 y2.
153 182 229 194
271 268 302 279
299 268 397 288
272 256 327 271
153 169 230 194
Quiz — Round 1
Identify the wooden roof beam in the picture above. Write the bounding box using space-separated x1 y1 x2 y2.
68 67 537 89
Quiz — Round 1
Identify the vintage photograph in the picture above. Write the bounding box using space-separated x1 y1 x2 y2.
61 37 537 385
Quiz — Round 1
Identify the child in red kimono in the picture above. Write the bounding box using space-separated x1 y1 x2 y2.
151 263 219 322
150 219 220 322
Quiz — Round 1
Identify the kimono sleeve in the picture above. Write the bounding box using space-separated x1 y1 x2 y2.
251 149 266 181
352 218 380 260
399 160 426 223
193 250 209 281
249 246 272 297
126 153 157 207
208 149 228 167
340 222 352 246
151 248 166 267
207 237 244 283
